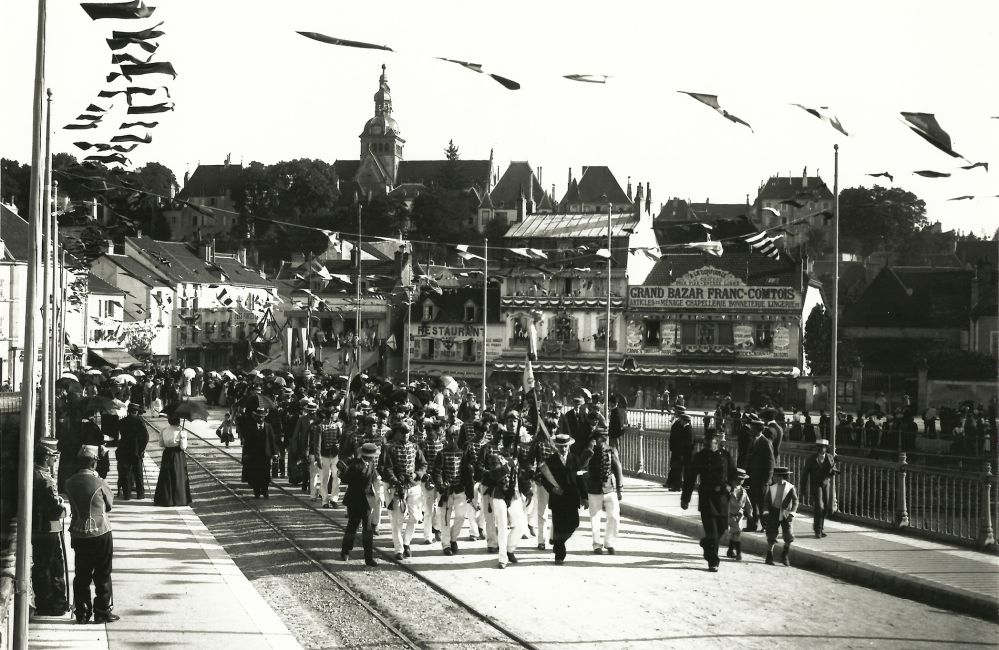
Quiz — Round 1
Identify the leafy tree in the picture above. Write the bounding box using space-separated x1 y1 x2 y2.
444 139 460 161
1 158 31 213
839 185 927 256
803 304 832 376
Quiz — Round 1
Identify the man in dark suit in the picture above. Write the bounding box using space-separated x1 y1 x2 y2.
559 397 591 459
744 415 775 532
801 438 838 538
666 406 693 491
681 428 736 571
116 403 150 500
339 442 380 566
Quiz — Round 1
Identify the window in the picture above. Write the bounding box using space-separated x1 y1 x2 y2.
563 277 573 295
511 316 528 344
596 316 616 346
682 322 733 346
680 322 697 345
754 322 773 349
422 338 436 360
422 299 436 321
643 319 661 347
697 323 716 345
550 312 575 342
463 300 477 322
462 338 475 362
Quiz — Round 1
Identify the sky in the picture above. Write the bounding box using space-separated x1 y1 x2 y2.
2 0 997 236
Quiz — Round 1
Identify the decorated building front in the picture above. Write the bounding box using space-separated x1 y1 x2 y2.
625 252 806 407
408 287 502 381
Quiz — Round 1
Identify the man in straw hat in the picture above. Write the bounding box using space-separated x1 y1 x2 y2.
762 466 798 566
744 414 775 532
538 433 584 564
681 428 736 571
725 468 752 561
801 438 838 538
65 445 117 624
339 442 381 566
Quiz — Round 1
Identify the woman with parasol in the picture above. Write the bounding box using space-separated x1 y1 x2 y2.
153 406 198 507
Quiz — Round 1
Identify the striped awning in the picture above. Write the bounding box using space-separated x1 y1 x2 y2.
491 360 799 377
501 296 626 309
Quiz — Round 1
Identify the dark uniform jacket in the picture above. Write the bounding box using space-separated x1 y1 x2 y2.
669 417 693 454
116 415 149 462
682 447 737 516
33 465 64 534
747 434 775 484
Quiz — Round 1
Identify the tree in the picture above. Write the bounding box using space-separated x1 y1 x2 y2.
1 158 31 214
444 139 460 161
839 185 927 256
803 304 832 376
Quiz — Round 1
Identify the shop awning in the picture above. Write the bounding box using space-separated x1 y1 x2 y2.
88 348 142 368
491 360 799 378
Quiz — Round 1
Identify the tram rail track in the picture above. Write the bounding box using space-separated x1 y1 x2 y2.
171 417 541 650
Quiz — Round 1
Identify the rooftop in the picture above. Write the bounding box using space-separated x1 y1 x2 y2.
177 163 243 200
756 174 834 202
0 203 31 262
644 247 802 288
87 273 125 295
489 161 549 209
560 165 631 207
505 212 639 239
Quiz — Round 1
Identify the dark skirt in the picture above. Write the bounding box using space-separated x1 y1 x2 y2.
154 447 192 506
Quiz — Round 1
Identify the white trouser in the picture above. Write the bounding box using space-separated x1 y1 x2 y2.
369 476 383 528
421 483 439 541
319 455 340 505
532 481 550 544
587 492 620 550
493 493 527 565
464 485 482 537
440 492 468 548
390 484 422 554
481 483 497 547
308 458 321 498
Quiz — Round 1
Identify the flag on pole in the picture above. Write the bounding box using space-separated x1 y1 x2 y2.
386 333 397 350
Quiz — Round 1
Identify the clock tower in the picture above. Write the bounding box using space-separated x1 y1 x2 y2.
356 64 405 194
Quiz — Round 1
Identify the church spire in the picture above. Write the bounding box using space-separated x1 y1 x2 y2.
373 63 392 117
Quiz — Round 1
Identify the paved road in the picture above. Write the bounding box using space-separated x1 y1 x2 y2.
181 403 999 649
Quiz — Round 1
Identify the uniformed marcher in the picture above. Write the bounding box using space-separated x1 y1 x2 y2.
31 438 69 616
381 422 426 560
681 428 737 571
432 424 474 555
419 419 444 544
65 445 117 624
579 426 623 554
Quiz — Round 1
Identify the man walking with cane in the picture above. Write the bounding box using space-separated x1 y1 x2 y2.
117 403 150 500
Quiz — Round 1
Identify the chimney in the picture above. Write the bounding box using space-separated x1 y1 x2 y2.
395 245 412 286
90 197 99 222
538 166 543 187
645 182 651 215
634 181 643 217
627 176 633 200
183 169 190 185
567 167 572 193
517 183 526 221
802 167 808 188
527 177 534 215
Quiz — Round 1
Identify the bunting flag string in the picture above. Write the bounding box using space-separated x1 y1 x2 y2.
127 101 174 114
110 132 152 143
867 171 894 182
111 21 164 40
680 91 754 132
106 37 159 53
564 74 609 84
81 0 155 20
297 31 393 51
120 120 159 129
900 112 964 159
913 170 951 178
791 103 849 136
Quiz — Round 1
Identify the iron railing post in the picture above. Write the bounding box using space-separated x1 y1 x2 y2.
979 461 995 549
896 451 909 529
636 430 645 475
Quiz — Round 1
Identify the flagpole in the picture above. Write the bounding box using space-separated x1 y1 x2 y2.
48 177 58 432
14 0 48 644
481 237 488 413
40 88 52 439
355 200 361 378
830 144 840 512
605 202 612 422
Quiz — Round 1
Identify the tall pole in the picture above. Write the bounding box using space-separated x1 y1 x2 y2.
481 238 488 412
48 177 58 432
404 292 411 387
830 145 840 454
355 201 362 376
605 202 612 422
14 0 48 645
40 89 52 439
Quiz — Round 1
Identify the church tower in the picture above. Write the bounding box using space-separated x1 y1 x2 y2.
356 64 405 195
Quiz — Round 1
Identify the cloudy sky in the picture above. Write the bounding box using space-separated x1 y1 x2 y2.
2 0 997 234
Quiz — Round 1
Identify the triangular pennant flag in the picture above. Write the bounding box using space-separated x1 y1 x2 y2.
110 132 152 144
120 61 178 80
106 37 159 53
81 0 155 20
385 333 397 350
687 241 723 257
126 102 174 114
961 162 988 172
595 248 611 259
900 112 962 159
120 121 159 129
436 57 521 90
297 31 393 51
867 171 894 182
564 74 609 83
680 91 753 132
913 170 951 178
791 103 848 136
112 21 164 41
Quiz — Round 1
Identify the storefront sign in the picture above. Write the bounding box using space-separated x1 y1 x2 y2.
416 324 483 338
629 267 800 311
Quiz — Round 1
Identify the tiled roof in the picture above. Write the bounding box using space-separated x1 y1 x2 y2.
489 162 548 209
126 236 272 287
504 212 639 239
844 266 972 329
655 198 749 223
177 164 242 200
756 175 833 201
561 166 630 206
654 217 756 246
87 273 125 295
104 254 172 288
644 248 801 288
0 204 31 262
334 159 490 191
412 286 501 323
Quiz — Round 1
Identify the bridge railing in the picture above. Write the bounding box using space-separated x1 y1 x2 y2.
616 423 996 551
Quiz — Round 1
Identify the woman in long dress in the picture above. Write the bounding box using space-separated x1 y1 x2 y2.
154 413 192 506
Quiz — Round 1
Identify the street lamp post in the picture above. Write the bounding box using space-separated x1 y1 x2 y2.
605 199 612 422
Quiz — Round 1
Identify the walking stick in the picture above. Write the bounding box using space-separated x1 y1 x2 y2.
142 456 150 495
60 514 70 612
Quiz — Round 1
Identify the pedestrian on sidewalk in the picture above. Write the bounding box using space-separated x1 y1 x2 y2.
681 428 736 572
665 406 693 491
116 403 149 500
154 413 192 506
743 415 774 532
65 445 118 624
217 412 236 447
31 438 69 617
242 407 279 499
339 442 380 566
800 438 838 538
539 433 584 565
763 467 798 566
725 468 751 561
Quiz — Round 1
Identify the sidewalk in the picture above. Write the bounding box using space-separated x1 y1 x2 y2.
28 451 301 649
619 475 999 621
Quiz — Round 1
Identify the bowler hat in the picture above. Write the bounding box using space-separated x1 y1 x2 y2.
746 414 765 427
127 402 142 413
360 442 379 459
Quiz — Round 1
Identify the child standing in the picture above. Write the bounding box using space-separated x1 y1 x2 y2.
725 468 752 561
217 412 236 447
763 466 798 566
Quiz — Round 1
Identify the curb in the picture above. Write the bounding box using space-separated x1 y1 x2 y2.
620 502 999 622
